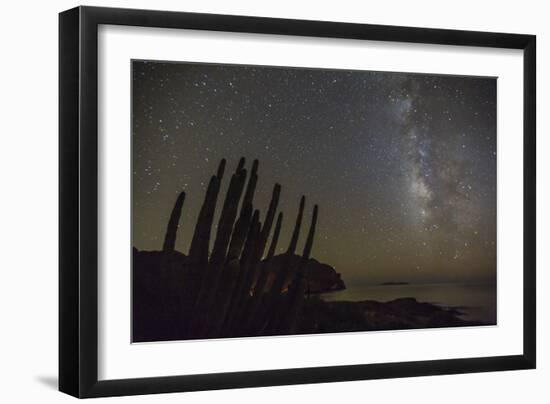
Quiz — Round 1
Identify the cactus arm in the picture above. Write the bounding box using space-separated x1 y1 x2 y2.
258 183 281 257
241 159 258 210
269 196 305 295
162 191 186 252
210 168 247 264
192 162 248 336
187 175 219 266
253 211 283 297
221 210 261 335
243 210 284 334
182 169 223 333
283 205 318 333
209 202 254 336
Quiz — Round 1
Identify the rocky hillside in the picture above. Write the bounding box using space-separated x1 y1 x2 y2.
259 254 346 294
133 249 346 295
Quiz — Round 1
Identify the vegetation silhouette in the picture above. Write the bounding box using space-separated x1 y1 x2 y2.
133 158 321 341
132 158 483 343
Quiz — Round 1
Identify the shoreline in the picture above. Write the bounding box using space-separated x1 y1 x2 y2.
296 296 491 335
135 297 491 343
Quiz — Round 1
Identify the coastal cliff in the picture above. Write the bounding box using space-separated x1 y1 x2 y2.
259 254 346 294
133 249 346 295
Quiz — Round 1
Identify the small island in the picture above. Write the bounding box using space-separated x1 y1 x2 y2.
380 281 410 286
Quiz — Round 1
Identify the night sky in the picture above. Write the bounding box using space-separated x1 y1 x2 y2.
132 60 496 285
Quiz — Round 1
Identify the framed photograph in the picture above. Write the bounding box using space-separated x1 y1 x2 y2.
59 6 536 398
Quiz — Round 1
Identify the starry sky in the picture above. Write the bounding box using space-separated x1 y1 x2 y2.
132 60 496 285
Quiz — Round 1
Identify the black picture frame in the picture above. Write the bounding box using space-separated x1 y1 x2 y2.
59 5 536 398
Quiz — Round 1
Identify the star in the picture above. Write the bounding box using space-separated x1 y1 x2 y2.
132 59 496 287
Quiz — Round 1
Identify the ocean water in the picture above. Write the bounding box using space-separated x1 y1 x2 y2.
320 282 497 324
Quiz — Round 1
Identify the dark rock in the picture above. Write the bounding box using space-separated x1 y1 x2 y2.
296 296 484 335
261 254 346 294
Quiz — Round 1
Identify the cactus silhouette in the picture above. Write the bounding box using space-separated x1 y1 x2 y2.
162 191 186 252
133 158 319 340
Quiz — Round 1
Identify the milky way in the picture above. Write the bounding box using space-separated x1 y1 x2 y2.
132 61 496 285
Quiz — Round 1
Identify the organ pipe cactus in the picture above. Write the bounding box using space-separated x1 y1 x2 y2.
133 158 319 340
